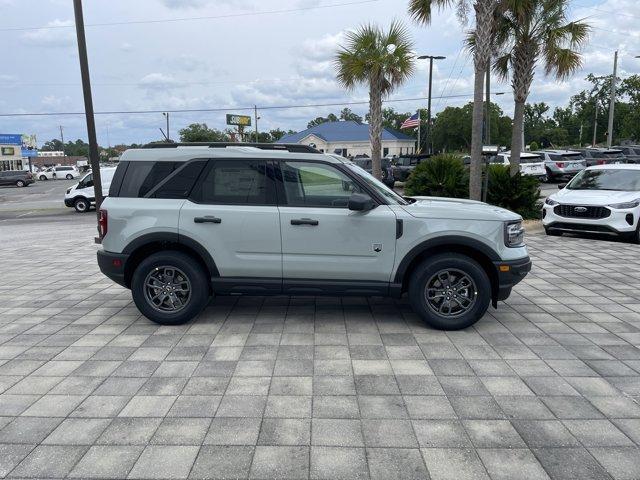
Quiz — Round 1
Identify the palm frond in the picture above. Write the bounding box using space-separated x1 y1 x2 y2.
544 47 582 80
493 53 512 82
408 0 460 25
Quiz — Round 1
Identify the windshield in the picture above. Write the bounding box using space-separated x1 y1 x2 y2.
345 163 408 205
567 169 640 191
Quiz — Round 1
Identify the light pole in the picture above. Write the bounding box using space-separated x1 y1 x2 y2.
606 50 618 148
162 112 170 142
418 55 446 154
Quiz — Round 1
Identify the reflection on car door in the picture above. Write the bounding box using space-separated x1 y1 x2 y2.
277 160 397 283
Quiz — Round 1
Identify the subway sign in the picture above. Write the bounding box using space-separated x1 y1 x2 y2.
226 114 252 127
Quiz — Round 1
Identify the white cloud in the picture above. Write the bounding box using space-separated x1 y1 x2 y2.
159 0 249 9
139 73 182 89
120 42 133 52
21 19 75 47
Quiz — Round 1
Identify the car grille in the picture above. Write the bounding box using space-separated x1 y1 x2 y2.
554 205 611 219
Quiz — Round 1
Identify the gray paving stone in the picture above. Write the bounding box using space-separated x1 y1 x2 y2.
404 395 457 419
118 395 176 417
69 445 143 478
312 418 363 447
477 448 550 480
0 417 62 444
449 396 506 419
533 447 612 480
312 395 359 418
413 420 471 448
225 376 271 395
362 419 418 447
217 395 267 417
97 418 162 445
43 418 111 445
358 395 408 418
128 445 199 479
264 395 311 418
0 444 33 478
562 419 634 447
204 417 261 445
422 448 489 480
249 445 309 479
259 418 310 445
167 395 221 417
512 420 580 447
310 446 368 480
463 420 526 448
151 417 210 445
10 445 87 478
589 447 640 480
71 395 130 418
189 445 254 479
366 447 429 480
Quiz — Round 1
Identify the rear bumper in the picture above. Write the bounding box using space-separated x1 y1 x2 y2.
494 256 532 302
97 250 129 288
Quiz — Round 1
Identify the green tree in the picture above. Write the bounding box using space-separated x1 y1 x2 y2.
307 113 338 129
179 123 229 142
410 0 499 200
40 139 64 152
335 22 414 179
339 108 363 123
492 0 589 175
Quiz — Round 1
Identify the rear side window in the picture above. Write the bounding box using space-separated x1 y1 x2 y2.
191 159 274 205
118 161 179 198
151 160 207 199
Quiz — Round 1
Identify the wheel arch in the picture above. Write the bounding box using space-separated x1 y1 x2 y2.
394 236 499 304
121 233 219 289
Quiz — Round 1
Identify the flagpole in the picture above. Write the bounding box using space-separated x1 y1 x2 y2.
417 110 421 154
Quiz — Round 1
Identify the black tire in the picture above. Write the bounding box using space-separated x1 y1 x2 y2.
408 253 491 330
15 180 25 187
39 175 47 181
73 197 90 213
66 174 73 180
545 227 563 237
131 251 209 325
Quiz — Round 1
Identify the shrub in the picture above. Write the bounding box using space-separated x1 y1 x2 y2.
404 153 469 198
529 141 539 151
487 164 541 219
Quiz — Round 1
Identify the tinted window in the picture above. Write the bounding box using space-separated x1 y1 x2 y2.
57 166 73 171
193 160 273 205
152 161 206 199
118 161 179 198
280 161 363 208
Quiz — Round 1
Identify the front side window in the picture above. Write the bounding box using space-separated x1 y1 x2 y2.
345 162 407 205
280 161 364 208
192 159 273 205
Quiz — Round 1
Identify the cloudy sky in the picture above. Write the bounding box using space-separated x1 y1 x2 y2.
0 0 638 147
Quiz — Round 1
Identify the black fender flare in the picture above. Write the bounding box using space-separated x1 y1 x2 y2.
393 235 500 284
122 232 219 278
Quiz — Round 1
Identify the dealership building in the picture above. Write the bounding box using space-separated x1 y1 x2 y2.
0 134 37 171
277 121 416 158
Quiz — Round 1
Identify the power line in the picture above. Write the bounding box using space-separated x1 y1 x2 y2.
0 92 507 118
0 0 379 33
434 48 463 111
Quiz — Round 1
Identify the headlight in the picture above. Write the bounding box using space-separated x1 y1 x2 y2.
66 188 71 194
607 199 640 209
505 221 525 247
545 198 559 206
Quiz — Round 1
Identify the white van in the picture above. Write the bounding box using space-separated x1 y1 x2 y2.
497 151 547 181
64 167 116 213
38 165 80 180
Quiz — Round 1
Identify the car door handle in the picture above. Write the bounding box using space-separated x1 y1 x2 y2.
291 218 319 226
194 216 222 224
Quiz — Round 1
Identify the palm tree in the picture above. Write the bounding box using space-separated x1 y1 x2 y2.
335 22 414 179
492 0 589 176
409 0 498 200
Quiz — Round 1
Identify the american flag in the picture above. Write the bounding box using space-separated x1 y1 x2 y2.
400 112 420 129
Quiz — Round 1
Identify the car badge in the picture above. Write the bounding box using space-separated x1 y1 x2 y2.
574 206 587 213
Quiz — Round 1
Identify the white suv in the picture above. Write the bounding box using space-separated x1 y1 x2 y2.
543 164 640 242
96 143 531 330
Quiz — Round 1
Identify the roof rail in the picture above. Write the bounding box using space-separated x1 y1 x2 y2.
141 142 321 154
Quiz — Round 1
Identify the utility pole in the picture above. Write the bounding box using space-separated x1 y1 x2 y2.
592 103 598 147
73 0 103 219
161 112 170 142
606 50 618 148
579 123 583 147
418 55 446 154
59 126 65 154
484 67 490 146
254 105 259 142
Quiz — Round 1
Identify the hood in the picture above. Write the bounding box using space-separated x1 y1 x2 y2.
403 196 521 221
551 188 640 205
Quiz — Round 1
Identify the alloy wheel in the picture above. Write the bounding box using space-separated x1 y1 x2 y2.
143 266 192 313
424 268 478 318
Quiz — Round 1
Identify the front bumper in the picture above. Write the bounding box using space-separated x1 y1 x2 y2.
542 204 637 236
97 250 129 288
494 256 532 303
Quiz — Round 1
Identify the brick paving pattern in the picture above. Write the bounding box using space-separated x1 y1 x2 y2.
0 219 639 479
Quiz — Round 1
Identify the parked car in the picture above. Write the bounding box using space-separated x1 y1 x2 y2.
96 142 530 330
352 157 395 188
392 154 430 182
38 165 80 180
535 149 586 181
496 151 547 181
64 167 117 212
613 146 640 164
574 148 626 166
0 170 34 187
542 164 640 242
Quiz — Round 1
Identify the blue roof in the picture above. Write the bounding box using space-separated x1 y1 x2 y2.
278 120 413 143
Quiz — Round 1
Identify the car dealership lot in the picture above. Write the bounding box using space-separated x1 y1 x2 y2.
0 215 639 480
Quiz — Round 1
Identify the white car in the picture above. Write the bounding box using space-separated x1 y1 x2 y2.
38 165 79 180
497 151 547 181
543 164 640 242
96 143 531 330
64 167 116 213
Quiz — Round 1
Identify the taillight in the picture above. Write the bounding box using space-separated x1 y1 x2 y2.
26 173 33 179
98 209 108 239
597 159 606 165
555 162 564 168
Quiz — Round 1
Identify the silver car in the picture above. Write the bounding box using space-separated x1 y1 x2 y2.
536 150 586 181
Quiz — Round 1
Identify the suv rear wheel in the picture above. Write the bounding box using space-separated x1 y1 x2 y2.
15 180 25 187
131 251 210 325
409 253 491 330
65 174 74 180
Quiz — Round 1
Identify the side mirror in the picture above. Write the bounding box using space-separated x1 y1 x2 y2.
557 183 566 189
348 193 375 211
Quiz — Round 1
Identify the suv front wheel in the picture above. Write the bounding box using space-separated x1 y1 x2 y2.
409 253 491 330
131 251 210 325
